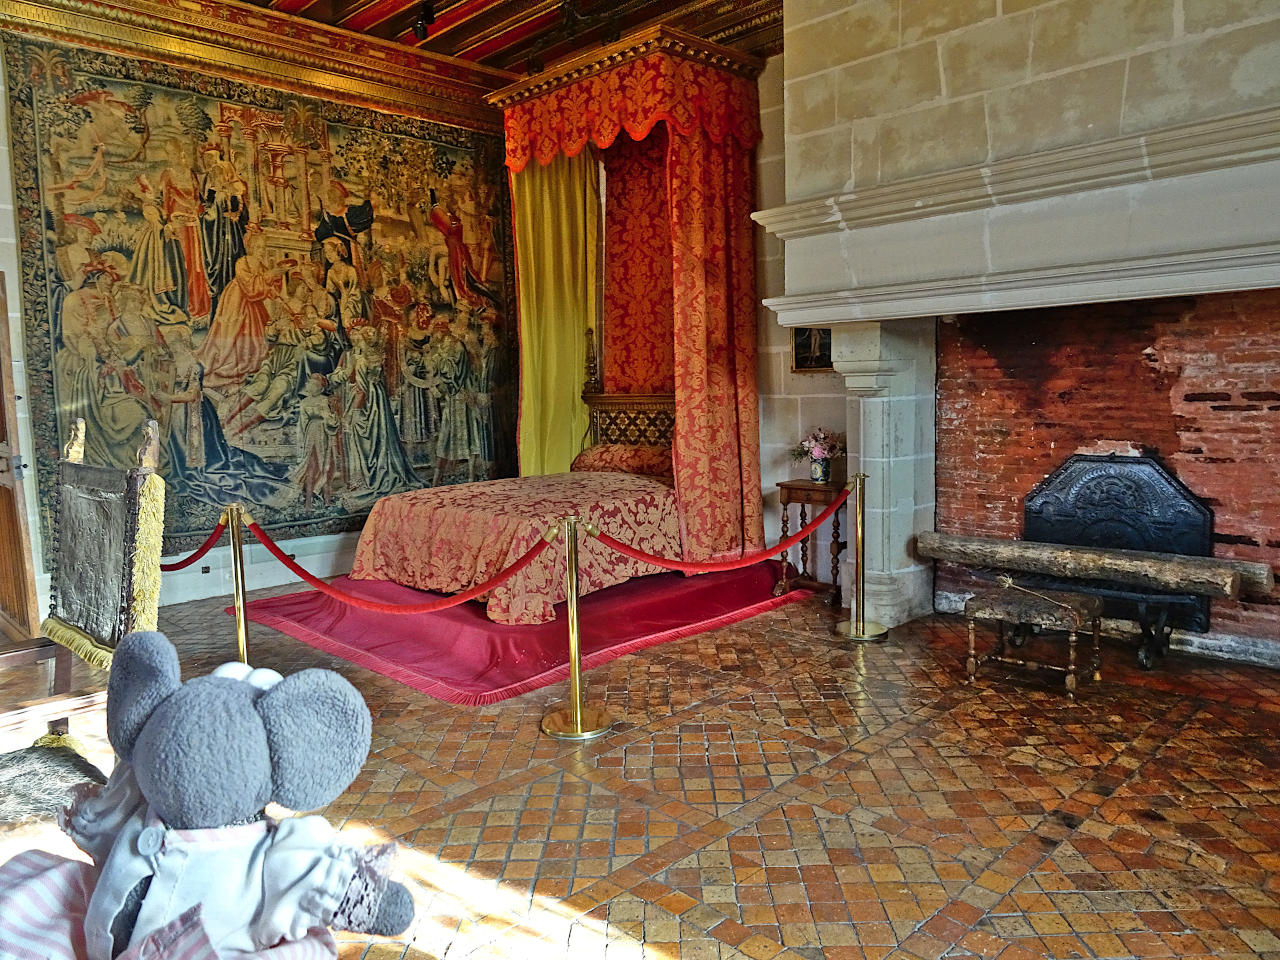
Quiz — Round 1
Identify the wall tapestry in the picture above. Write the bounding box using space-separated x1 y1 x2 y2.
5 35 518 553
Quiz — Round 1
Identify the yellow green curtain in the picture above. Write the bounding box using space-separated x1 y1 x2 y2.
511 151 600 476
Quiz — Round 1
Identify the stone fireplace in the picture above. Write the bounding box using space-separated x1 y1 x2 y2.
754 105 1280 664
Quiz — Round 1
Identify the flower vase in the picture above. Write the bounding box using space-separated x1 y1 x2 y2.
809 458 830 483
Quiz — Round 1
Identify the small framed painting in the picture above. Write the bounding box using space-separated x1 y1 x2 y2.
792 327 833 373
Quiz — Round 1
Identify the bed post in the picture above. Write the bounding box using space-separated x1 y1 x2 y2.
584 325 603 397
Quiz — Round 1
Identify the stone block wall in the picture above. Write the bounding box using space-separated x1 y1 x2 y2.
935 288 1280 643
756 56 848 588
784 0 1280 201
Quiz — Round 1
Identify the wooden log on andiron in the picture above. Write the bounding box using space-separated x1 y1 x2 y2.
1215 558 1276 598
916 531 1261 600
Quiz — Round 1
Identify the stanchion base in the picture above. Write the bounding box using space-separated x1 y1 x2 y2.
541 702 613 740
835 619 889 642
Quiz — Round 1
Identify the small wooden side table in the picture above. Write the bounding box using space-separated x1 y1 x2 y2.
776 479 846 605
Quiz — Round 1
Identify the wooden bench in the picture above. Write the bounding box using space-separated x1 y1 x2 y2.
965 585 1103 696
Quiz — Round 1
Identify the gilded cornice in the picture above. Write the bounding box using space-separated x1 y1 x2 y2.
707 7 783 50
487 25 764 110
0 0 519 131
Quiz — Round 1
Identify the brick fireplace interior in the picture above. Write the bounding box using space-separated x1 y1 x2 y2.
935 287 1280 645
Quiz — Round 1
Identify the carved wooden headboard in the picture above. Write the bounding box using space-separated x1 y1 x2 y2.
581 326 675 446
583 391 676 446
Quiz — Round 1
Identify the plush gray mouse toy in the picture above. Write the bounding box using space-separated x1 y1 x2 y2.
0 630 413 960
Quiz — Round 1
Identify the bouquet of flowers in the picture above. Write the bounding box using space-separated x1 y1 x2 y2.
790 427 846 462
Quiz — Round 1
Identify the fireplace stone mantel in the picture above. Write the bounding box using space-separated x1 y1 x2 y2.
754 106 1280 325
753 106 1280 630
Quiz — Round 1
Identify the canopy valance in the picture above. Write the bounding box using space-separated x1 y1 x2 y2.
494 31 763 173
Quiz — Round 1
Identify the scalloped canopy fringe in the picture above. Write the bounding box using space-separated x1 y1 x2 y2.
502 53 762 174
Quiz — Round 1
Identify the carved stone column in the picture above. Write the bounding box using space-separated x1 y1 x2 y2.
832 317 936 628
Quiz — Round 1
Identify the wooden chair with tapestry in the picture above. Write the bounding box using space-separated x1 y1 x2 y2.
0 417 165 735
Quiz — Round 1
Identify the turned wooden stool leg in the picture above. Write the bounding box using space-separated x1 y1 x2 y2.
777 501 791 594
48 645 73 735
798 504 810 579
1066 629 1078 697
1092 617 1102 682
966 618 977 681
829 504 842 607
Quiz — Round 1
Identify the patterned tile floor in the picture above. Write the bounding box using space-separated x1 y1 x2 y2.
4 585 1280 960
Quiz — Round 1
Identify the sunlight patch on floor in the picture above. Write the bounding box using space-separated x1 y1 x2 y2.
336 817 651 960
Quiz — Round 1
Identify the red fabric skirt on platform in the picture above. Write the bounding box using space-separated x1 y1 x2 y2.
237 561 807 706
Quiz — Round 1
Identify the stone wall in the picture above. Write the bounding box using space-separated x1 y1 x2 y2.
783 0 1280 201
936 288 1280 644
756 56 848 591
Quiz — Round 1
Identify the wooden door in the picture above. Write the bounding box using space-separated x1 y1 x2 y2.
0 271 41 643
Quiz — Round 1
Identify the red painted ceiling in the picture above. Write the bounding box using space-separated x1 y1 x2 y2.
258 0 781 75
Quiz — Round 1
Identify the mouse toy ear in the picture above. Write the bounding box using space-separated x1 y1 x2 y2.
256 669 372 811
107 631 182 761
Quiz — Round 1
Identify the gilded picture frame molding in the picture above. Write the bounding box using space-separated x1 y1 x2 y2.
1 0 517 132
791 327 833 373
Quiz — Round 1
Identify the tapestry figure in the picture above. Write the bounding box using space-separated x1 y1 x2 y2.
314 180 374 277
126 177 188 327
161 324 294 508
293 373 342 510
107 282 170 419
469 317 500 472
195 229 282 391
329 323 419 502
427 187 490 307
49 213 100 343
198 145 249 314
55 267 152 470
158 139 213 323
430 310 480 484
322 236 366 346
399 306 439 449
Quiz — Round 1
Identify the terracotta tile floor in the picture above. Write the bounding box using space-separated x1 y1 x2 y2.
4 586 1280 960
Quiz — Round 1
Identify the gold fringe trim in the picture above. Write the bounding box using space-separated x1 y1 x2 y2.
32 732 90 756
41 617 114 672
129 473 165 633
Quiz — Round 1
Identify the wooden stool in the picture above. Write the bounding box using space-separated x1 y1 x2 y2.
965 586 1103 696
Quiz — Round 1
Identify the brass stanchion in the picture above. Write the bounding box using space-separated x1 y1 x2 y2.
836 473 888 642
541 516 612 740
228 503 250 663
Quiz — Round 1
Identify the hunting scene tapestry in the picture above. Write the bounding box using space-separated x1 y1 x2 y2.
5 35 518 552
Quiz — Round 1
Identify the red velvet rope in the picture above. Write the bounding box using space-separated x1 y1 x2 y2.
159 521 228 572
245 521 555 615
593 486 851 573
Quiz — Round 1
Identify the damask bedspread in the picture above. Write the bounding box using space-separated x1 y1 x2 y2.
349 472 682 624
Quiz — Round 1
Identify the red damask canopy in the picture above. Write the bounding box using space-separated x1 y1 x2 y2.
490 27 766 562
498 33 763 173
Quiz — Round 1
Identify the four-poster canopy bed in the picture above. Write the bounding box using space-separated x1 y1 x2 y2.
350 26 766 624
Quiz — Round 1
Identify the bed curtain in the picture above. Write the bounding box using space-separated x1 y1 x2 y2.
511 151 600 476
499 36 766 562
